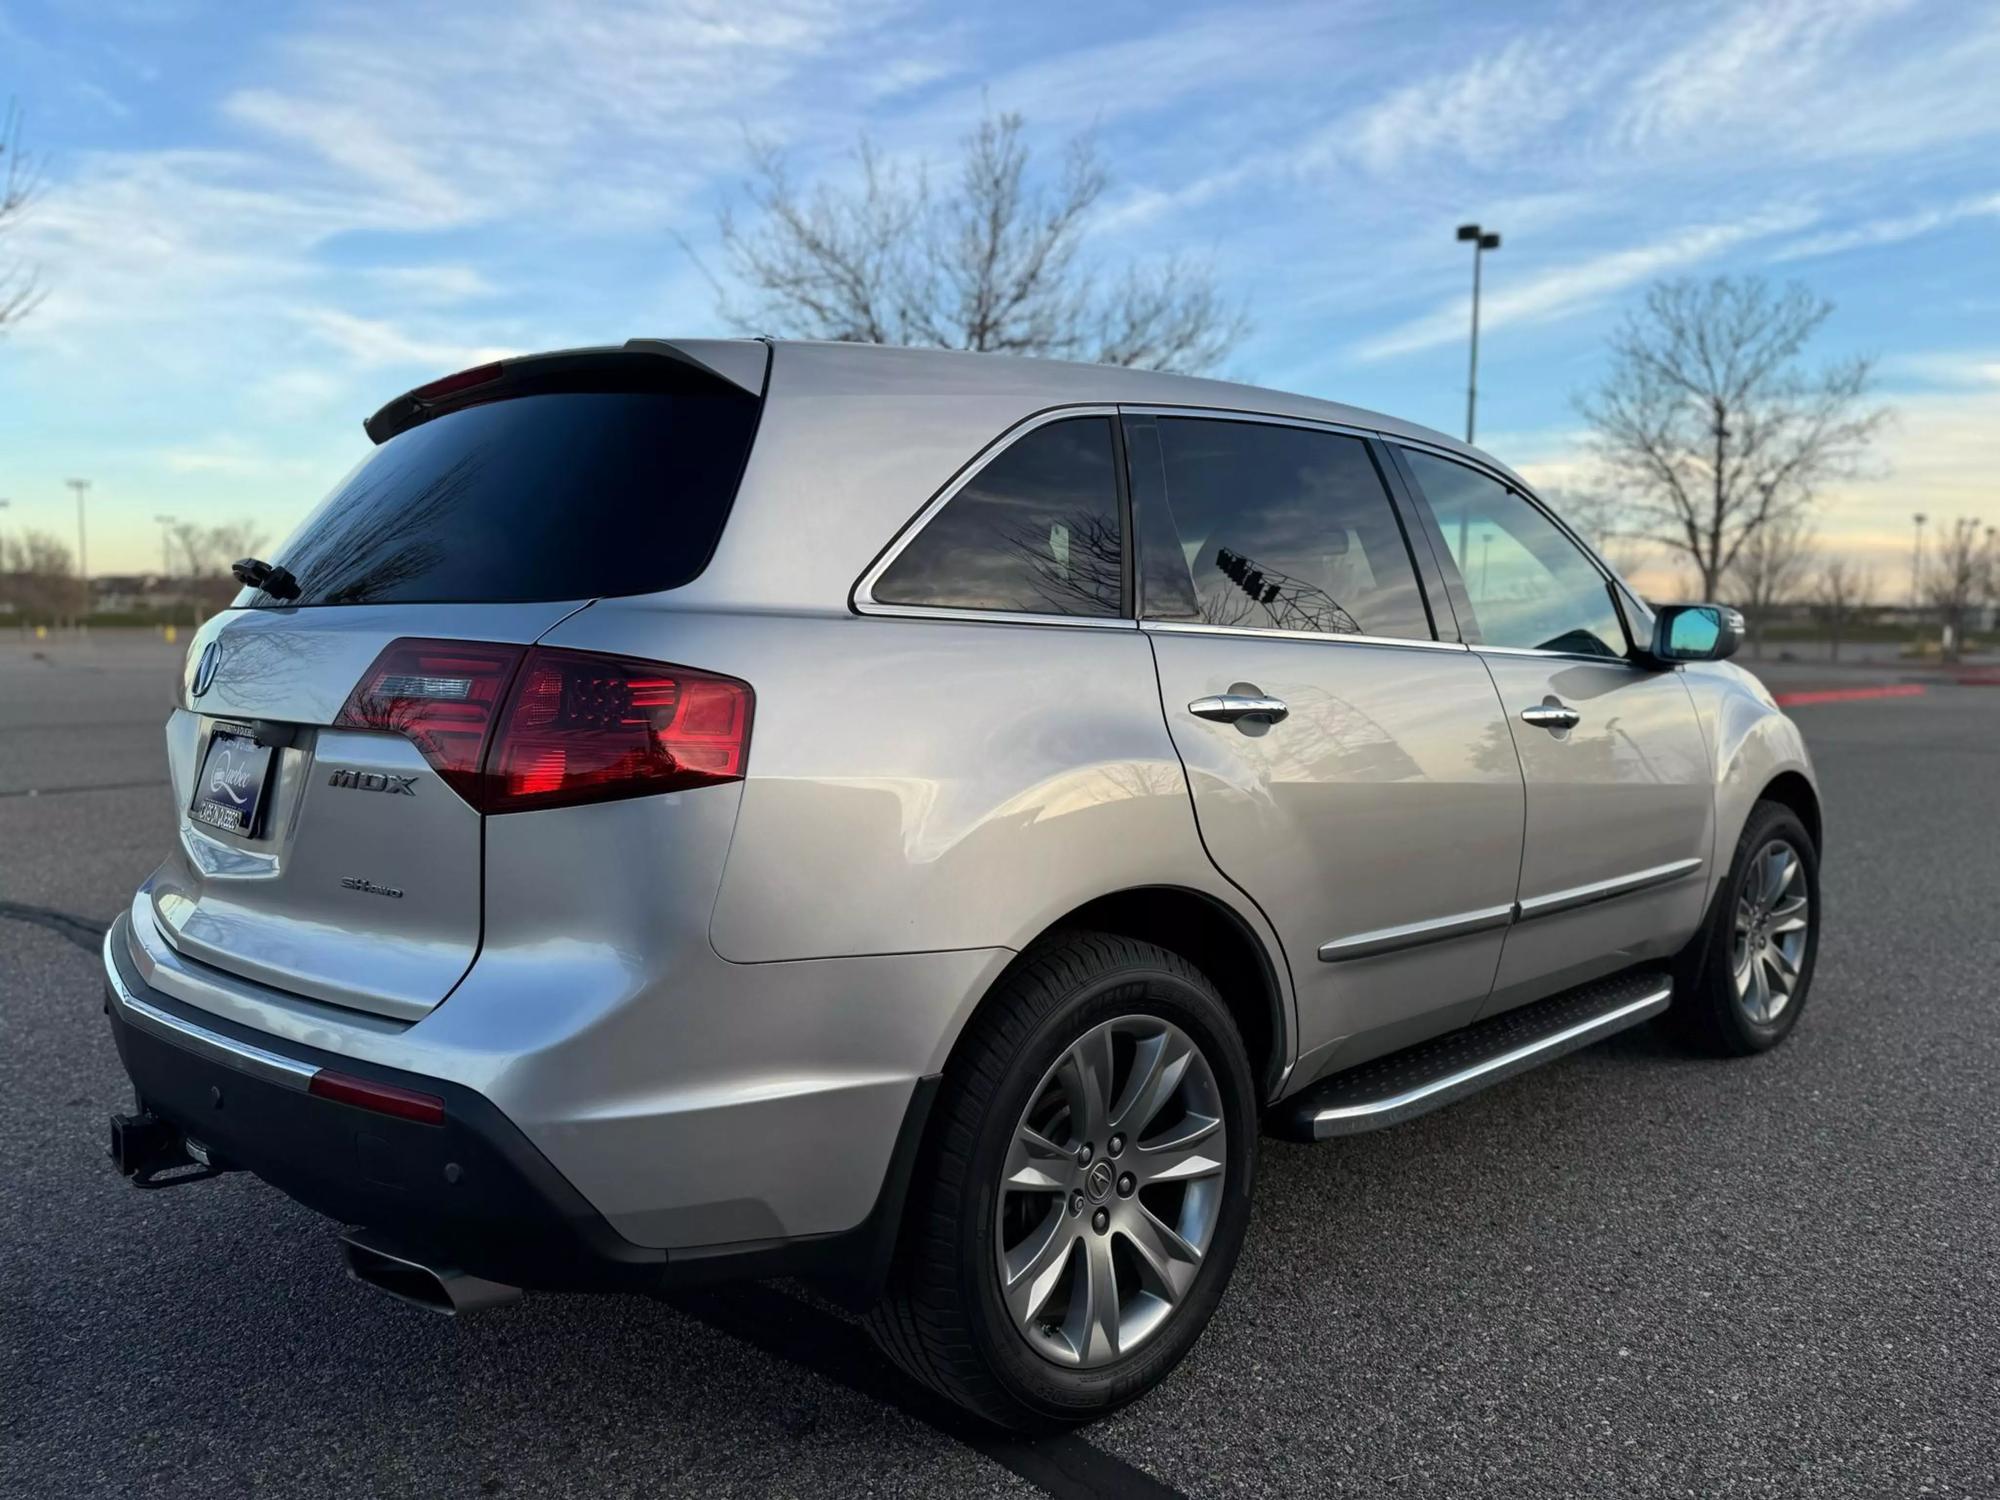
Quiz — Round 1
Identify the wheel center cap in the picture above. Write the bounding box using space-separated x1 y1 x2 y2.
1084 1159 1115 1202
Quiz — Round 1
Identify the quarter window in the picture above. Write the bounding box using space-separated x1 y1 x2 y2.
1142 418 1432 641
872 417 1123 617
1400 449 1626 658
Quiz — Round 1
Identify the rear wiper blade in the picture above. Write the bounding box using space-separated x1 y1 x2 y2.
231 556 301 601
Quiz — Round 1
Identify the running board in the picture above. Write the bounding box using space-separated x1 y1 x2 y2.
1276 967 1673 1141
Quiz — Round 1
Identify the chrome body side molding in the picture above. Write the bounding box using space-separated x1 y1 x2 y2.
1316 904 1515 963
1319 859 1703 961
1514 857 1705 921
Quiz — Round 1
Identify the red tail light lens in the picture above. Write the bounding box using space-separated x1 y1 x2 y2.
335 639 526 804
486 648 752 813
336 639 753 814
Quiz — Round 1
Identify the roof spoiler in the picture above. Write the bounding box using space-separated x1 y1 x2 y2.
362 338 770 444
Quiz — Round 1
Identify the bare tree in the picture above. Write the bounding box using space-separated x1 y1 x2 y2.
1727 515 1816 659
1577 277 1884 597
1812 556 1874 662
712 110 1244 373
0 99 42 332
168 519 269 614
0 529 78 622
1544 485 1654 583
1925 518 1996 663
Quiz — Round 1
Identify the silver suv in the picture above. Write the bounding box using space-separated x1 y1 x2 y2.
103 339 1821 1428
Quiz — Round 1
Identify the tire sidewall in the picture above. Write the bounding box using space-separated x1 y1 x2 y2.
1704 804 1821 1050
956 958 1257 1421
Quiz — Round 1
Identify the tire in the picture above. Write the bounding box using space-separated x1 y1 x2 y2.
1669 799 1821 1056
866 930 1257 1430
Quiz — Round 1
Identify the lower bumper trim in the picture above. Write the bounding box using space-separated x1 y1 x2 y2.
101 911 938 1305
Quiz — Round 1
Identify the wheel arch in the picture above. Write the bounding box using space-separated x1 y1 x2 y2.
1758 769 1822 851
940 885 1294 1105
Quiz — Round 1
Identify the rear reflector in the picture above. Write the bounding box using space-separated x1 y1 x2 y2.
309 1070 446 1125
337 639 752 814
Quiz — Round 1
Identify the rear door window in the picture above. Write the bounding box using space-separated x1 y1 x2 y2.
248 389 760 607
1138 417 1433 640
871 417 1123 618
1398 449 1627 658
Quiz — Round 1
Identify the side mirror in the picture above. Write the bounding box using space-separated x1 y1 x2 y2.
1650 603 1744 663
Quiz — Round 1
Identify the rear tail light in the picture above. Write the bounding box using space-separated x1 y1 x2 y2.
336 639 526 804
336 639 752 814
486 648 752 813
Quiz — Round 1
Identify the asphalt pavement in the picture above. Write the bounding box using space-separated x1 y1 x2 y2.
2 633 1995 1498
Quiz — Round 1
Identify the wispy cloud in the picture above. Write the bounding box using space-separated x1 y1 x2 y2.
361 265 503 304
294 309 516 371
1771 191 2000 263
1332 36 1588 178
1348 209 1816 363
1880 350 2000 388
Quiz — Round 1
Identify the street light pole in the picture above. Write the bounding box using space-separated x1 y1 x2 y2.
66 478 91 583
1456 223 1501 444
65 479 92 624
1911 512 1927 611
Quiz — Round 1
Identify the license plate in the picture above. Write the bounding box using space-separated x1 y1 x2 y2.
189 729 275 836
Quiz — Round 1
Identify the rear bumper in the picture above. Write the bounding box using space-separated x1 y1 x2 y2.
103 915 935 1301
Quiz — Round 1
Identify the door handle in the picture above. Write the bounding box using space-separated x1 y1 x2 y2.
1190 693 1290 724
1519 700 1581 731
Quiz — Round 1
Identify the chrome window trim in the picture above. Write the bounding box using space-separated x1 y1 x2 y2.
1515 857 1705 921
1318 903 1515 963
1123 405 1448 648
1474 643 1646 669
1387 433 1621 588
852 404 1126 625
1115 402 1381 441
1388 435 1654 659
859 605 1139 631
1145 620 1467 653
104 924 320 1092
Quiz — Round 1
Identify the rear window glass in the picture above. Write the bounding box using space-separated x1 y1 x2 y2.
1147 418 1432 640
245 390 759 607
871 417 1123 618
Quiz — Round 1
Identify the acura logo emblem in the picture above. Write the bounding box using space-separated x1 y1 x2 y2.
192 641 221 699
1086 1160 1115 1201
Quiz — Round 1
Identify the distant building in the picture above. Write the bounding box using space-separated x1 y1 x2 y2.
88 574 205 613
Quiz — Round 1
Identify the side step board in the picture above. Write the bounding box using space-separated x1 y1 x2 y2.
1276 967 1673 1142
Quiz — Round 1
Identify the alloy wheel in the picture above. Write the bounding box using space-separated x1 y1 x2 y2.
1732 837 1811 1025
994 1014 1227 1368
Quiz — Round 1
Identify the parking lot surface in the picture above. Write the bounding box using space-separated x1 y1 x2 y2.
3 634 1995 1498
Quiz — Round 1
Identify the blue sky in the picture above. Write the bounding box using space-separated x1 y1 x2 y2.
1 0 1996 584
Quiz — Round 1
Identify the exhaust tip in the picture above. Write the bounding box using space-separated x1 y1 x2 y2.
340 1229 522 1316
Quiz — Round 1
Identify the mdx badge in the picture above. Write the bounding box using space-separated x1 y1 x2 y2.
328 769 417 795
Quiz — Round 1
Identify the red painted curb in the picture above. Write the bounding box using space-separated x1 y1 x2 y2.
1772 684 1928 707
